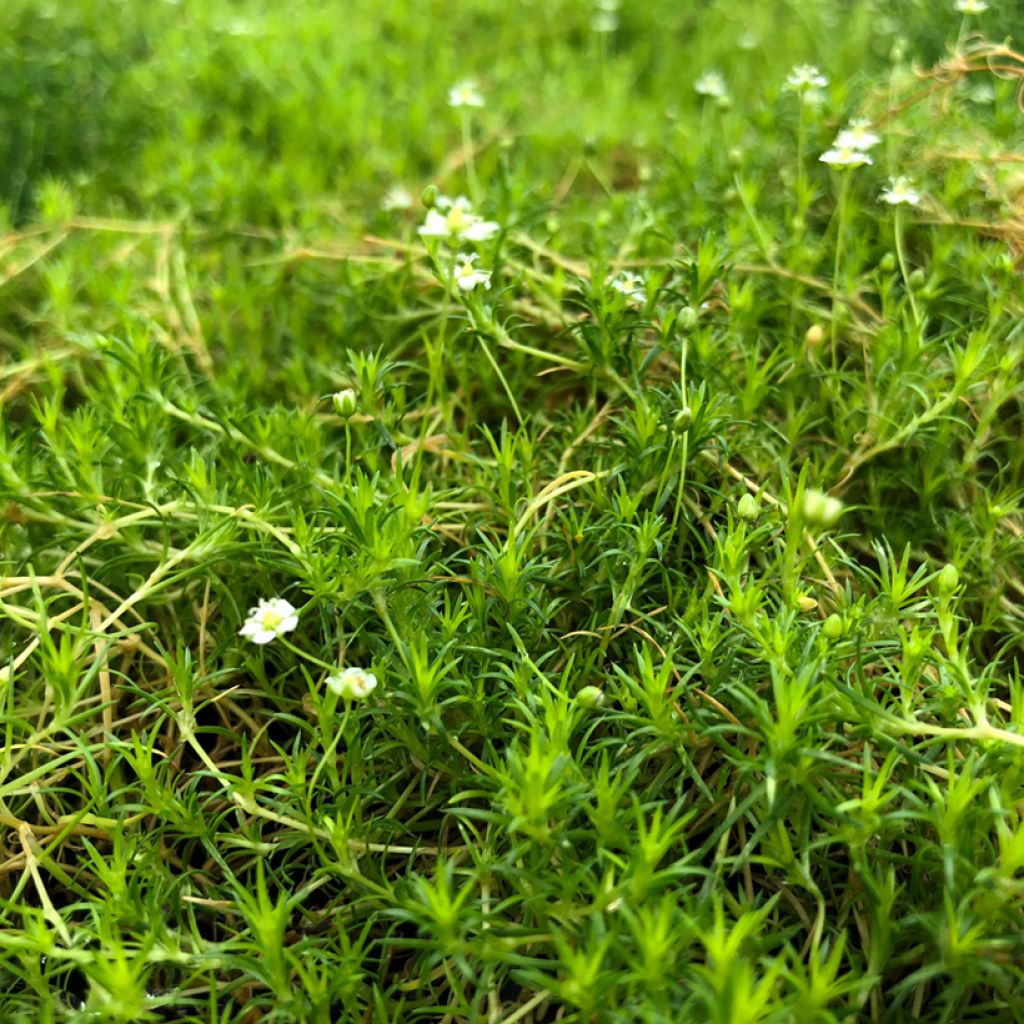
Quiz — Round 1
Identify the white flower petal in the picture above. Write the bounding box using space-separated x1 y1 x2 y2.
418 209 452 237
459 219 500 241
327 667 379 700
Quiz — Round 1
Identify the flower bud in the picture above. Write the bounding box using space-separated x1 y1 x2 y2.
801 489 844 527
879 252 896 273
804 324 825 348
822 613 844 639
796 594 818 613
908 268 926 291
737 493 758 520
678 306 699 330
332 388 359 419
576 685 605 709
936 563 959 596
672 407 693 434
420 184 439 209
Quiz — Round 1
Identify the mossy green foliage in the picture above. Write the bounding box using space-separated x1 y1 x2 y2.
2 0 1024 1020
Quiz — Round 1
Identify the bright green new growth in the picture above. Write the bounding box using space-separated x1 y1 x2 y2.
2 0 1024 1020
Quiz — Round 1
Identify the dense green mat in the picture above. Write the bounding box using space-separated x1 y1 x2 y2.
2 0 1024 1020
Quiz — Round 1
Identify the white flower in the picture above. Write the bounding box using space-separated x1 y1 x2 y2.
954 0 988 12
880 176 922 207
819 145 872 168
239 598 299 645
417 195 500 242
327 666 378 700
609 270 646 304
834 119 881 151
785 65 829 94
381 185 413 211
448 80 485 109
694 70 728 100
453 252 492 291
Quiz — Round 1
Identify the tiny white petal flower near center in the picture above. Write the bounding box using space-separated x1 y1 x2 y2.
448 80 485 109
879 177 922 207
695 70 729 100
954 0 988 12
327 666 379 700
239 597 299 645
609 270 646 305
834 119 881 151
785 64 829 94
381 185 413 211
453 252 492 291
820 145 872 168
417 195 500 241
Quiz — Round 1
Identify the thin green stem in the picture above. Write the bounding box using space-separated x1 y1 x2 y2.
893 206 921 326
830 170 851 374
460 109 480 204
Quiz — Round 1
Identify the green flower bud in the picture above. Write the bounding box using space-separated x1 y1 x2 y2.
879 252 896 272
576 685 605 709
420 184 439 209
936 563 959 595
332 388 359 419
672 407 693 434
678 306 699 330
804 324 824 348
801 488 844 527
737 493 758 520
908 268 926 291
822 613 844 639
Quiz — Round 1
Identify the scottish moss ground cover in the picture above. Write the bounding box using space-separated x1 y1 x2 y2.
2 0 1024 1020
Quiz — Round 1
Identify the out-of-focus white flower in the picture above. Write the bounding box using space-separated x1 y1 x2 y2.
381 185 414 211
880 177 922 207
968 81 995 104
591 0 620 31
834 119 881 151
609 270 646 304
239 598 299 645
453 252 492 291
785 65 828 95
819 145 872 168
694 70 729 100
954 0 988 12
327 667 378 700
448 80 485 109
418 195 500 242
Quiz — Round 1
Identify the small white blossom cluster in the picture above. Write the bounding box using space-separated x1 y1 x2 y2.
239 598 298 645
419 196 499 243
590 0 620 33
785 64 828 103
448 80 485 109
879 176 922 207
607 270 647 305
326 666 378 700
239 598 378 701
381 185 414 212
418 194 499 294
814 110 924 206
820 118 880 169
694 70 729 102
954 0 987 12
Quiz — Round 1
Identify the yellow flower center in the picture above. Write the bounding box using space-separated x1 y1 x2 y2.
260 609 284 631
446 207 470 233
